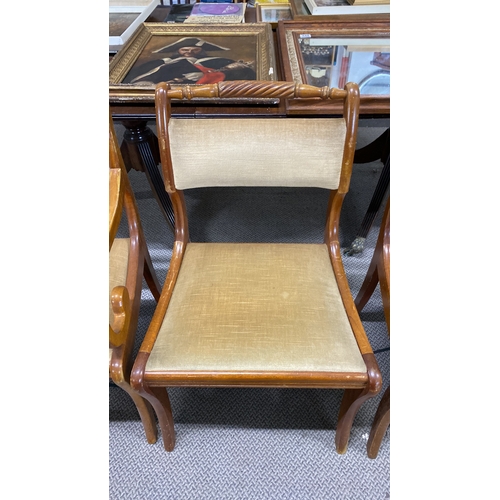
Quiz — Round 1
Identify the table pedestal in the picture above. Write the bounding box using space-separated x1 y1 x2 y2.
119 120 175 231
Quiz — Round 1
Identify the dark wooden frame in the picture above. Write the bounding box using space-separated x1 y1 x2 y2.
276 19 390 115
130 80 382 454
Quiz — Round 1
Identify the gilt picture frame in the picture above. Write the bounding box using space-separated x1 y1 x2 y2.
109 23 277 102
276 20 390 114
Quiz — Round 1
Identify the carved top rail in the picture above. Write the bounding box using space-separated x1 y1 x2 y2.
165 80 348 101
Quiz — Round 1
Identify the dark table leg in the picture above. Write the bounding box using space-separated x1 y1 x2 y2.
345 129 390 256
119 120 175 232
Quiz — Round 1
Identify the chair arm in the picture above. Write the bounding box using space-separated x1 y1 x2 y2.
109 285 131 348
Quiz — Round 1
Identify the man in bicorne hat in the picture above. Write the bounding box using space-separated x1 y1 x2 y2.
123 37 256 84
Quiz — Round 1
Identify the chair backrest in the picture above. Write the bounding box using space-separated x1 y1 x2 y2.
157 80 359 191
155 80 360 242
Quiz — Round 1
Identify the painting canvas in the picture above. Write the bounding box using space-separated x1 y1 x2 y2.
122 35 258 85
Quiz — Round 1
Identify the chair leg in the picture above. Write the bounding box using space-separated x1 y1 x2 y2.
114 381 158 444
335 353 382 453
131 353 176 451
335 388 374 454
367 386 390 459
147 387 176 451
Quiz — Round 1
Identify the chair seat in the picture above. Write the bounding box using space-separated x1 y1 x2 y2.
146 243 367 379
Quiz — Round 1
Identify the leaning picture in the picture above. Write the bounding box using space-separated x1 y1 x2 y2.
109 23 277 101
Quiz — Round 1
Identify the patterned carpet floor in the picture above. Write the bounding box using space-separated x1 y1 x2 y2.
110 122 390 499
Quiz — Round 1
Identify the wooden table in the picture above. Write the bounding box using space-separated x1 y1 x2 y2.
110 5 389 245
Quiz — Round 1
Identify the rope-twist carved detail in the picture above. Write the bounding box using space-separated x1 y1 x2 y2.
165 81 347 101
218 81 296 99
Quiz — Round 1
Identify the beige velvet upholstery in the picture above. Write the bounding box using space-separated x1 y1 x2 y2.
146 243 366 374
109 238 130 325
168 118 347 190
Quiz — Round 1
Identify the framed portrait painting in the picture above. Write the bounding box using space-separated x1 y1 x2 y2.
109 23 277 102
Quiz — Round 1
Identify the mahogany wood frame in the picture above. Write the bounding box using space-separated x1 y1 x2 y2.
276 20 390 116
130 81 382 454
109 112 163 444
354 197 390 458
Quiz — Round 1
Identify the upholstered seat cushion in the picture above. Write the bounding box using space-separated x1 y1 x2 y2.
147 243 366 375
109 238 130 363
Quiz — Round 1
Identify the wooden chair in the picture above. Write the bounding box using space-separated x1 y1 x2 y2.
131 80 382 453
109 112 162 443
354 197 390 458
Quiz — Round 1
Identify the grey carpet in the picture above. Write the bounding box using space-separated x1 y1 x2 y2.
110 121 390 499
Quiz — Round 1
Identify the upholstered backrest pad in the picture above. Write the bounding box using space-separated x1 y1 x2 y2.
168 118 346 190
